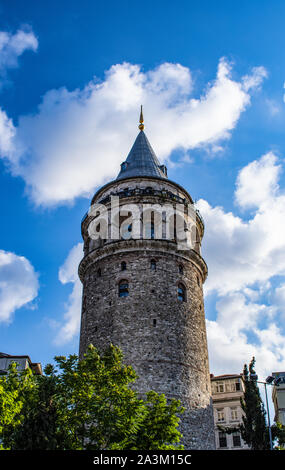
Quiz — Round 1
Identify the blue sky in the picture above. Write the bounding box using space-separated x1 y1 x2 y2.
1 1 285 418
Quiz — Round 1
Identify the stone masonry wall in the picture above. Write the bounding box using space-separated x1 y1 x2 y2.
79 174 215 449
79 239 215 449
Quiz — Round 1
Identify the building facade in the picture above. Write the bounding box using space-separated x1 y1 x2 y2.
211 374 249 450
78 110 215 449
0 352 42 375
272 372 285 426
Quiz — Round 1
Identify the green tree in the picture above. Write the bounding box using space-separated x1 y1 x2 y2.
1 344 184 450
126 391 184 450
7 364 67 450
0 363 34 449
271 422 285 450
239 357 270 450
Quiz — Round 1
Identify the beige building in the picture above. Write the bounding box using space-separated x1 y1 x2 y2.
0 352 42 375
271 372 285 426
211 374 249 450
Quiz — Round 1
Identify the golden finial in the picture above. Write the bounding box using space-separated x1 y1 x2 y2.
138 105 144 131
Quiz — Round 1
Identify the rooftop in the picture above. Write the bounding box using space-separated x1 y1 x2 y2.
116 107 168 181
0 352 42 375
211 374 243 380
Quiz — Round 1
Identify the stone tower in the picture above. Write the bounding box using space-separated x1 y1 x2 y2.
78 109 215 450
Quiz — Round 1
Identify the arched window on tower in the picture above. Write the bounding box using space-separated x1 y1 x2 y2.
121 261 127 271
144 221 155 239
118 280 129 298
150 259 156 270
177 283 186 302
179 264 184 275
121 223 132 240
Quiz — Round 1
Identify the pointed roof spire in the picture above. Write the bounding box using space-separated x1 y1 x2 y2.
138 105 144 131
116 107 168 181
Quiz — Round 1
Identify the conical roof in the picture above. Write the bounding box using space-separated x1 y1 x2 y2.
116 130 167 181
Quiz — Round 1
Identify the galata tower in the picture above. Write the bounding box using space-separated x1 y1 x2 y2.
78 108 215 450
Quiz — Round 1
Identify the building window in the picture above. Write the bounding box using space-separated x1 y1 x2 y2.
97 268 101 277
121 161 128 171
122 223 132 240
177 283 186 302
118 280 129 298
179 264 184 275
235 380 241 391
230 408 238 421
232 432 241 447
123 187 130 196
226 382 239 392
225 383 232 392
121 261 127 271
215 382 224 393
217 409 225 422
144 221 155 239
153 319 157 327
151 259 156 270
218 432 227 448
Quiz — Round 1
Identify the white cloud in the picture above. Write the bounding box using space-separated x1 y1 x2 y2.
55 243 83 345
0 28 38 73
0 250 39 323
215 292 267 336
207 315 285 379
206 291 283 380
0 108 16 157
266 98 280 116
197 152 285 381
1 58 267 206
197 153 285 295
242 66 267 92
206 318 256 375
272 284 285 320
0 27 37 163
235 152 282 209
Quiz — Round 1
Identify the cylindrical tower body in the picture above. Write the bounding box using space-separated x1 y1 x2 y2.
78 128 215 449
